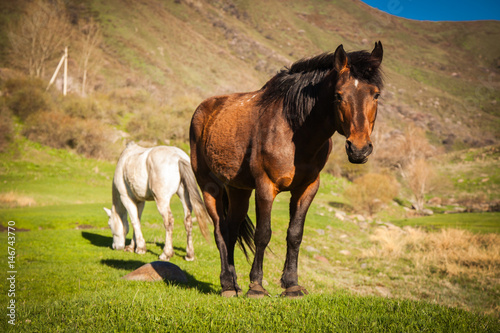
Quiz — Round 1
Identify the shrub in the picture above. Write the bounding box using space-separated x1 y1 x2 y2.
61 95 102 119
126 106 191 143
22 111 118 159
0 107 14 152
4 77 52 120
344 173 399 216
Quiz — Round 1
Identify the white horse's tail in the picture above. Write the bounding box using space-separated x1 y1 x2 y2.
178 159 212 241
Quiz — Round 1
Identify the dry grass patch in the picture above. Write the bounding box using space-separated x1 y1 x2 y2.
0 191 36 208
360 226 500 315
364 227 500 278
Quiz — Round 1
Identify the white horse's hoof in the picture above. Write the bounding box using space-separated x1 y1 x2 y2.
159 253 172 261
184 255 195 261
135 247 147 254
124 245 134 252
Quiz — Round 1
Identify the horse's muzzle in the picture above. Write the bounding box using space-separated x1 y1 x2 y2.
345 140 373 164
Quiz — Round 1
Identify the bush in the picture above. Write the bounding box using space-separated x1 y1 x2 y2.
22 111 118 159
61 95 102 120
4 78 52 120
344 173 399 216
0 107 14 152
126 106 191 143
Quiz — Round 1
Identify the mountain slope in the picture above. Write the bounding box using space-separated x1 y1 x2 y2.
2 0 499 148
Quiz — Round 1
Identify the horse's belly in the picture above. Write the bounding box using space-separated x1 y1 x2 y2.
204 117 254 187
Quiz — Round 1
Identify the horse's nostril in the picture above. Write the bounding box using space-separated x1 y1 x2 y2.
345 140 353 153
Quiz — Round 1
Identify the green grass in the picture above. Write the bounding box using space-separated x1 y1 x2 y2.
392 212 500 234
1 220 498 332
1 142 499 331
0 139 115 206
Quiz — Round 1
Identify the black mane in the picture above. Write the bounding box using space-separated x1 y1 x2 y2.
258 50 383 130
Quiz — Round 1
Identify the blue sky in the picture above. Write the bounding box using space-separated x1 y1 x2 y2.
360 0 500 21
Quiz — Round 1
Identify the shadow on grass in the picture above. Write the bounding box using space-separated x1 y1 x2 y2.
328 201 352 211
152 242 198 260
82 231 112 248
101 259 147 270
100 259 218 295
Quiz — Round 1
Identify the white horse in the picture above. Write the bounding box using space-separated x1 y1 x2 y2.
104 142 211 261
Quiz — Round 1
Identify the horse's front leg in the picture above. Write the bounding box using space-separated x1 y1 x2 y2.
122 199 147 254
280 177 320 298
248 181 276 298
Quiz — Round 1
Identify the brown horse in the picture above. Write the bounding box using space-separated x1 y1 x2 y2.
190 42 383 297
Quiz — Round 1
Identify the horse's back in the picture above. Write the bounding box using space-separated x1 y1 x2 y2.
146 146 190 198
116 144 188 202
148 146 189 167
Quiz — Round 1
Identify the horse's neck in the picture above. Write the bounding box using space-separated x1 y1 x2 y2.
111 182 127 219
292 103 337 154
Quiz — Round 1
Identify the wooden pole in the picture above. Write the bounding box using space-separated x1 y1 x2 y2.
47 53 66 91
63 46 68 96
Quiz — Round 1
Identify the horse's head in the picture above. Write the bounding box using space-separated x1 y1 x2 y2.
104 207 128 250
331 42 383 164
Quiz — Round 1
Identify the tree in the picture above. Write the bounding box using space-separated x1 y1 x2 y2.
405 158 436 212
374 125 439 213
78 18 102 96
7 0 72 78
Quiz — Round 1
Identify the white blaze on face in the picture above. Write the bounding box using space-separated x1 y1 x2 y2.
354 79 359 88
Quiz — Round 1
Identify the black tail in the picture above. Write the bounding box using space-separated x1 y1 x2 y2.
222 190 255 261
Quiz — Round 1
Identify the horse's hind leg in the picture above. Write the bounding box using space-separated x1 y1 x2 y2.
156 197 175 261
225 187 252 293
178 184 194 261
199 179 241 296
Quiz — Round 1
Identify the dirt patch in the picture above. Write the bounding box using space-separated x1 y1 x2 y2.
76 224 95 230
0 224 30 232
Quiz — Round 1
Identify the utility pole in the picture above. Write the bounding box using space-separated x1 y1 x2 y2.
47 47 68 95
63 46 68 96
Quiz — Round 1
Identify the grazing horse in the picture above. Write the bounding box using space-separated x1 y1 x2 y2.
190 42 384 297
104 142 211 261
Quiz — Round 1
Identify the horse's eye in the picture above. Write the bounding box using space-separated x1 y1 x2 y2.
374 93 380 100
334 93 343 102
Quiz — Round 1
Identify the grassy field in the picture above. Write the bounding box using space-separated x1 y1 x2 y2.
0 141 499 331
392 212 500 233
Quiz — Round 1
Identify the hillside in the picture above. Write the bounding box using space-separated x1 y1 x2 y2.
94 0 500 148
1 0 499 151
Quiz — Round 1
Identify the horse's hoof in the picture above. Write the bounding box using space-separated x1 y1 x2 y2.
124 245 134 252
135 247 147 255
246 282 270 299
184 255 195 261
280 285 309 298
159 253 172 261
221 289 242 298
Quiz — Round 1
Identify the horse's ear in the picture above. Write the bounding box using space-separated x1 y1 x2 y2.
370 41 383 67
333 44 348 73
103 207 112 217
